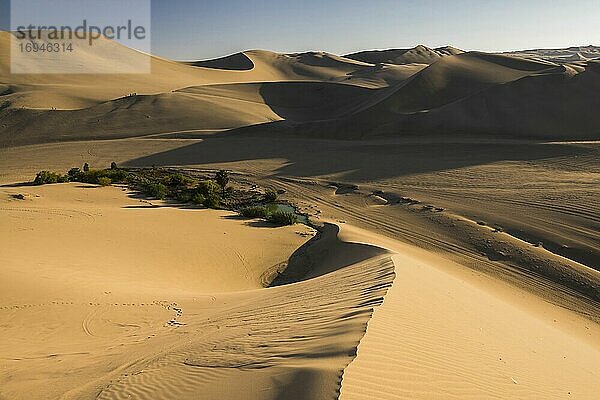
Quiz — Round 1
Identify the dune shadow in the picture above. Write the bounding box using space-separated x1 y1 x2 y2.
222 214 301 229
124 133 594 181
273 367 339 400
0 182 35 188
270 223 389 286
258 82 376 121
185 52 254 71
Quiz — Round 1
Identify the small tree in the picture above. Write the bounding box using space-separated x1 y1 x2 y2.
215 170 230 198
265 190 278 203
110 162 118 170
83 163 90 172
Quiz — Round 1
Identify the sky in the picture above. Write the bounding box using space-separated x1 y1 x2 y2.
1 0 599 60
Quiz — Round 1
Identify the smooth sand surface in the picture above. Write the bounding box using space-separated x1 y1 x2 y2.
338 224 600 400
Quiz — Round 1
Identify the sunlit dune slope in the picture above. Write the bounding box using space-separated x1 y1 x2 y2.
345 45 463 65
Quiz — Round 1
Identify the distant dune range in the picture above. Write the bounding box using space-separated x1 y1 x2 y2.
2 31 599 146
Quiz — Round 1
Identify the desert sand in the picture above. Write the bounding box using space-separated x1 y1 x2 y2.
1 29 599 399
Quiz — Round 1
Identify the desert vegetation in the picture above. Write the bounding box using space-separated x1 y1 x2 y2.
239 204 298 226
33 171 69 185
267 210 298 226
240 206 270 219
31 165 303 225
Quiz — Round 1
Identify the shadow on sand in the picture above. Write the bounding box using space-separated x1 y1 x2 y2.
270 223 389 286
125 133 593 181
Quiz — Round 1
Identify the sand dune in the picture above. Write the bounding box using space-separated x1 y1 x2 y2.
185 52 256 71
338 225 600 400
502 45 600 63
265 52 599 140
402 61 600 138
5 31 597 143
0 81 382 146
0 184 393 400
2 182 597 399
0 31 418 145
345 45 463 65
0 33 391 111
370 52 558 115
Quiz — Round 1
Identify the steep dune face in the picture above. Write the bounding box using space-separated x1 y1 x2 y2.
345 45 463 65
343 63 428 88
187 50 375 83
185 52 256 71
278 52 598 140
367 52 558 116
0 33 389 112
402 61 600 138
0 81 380 146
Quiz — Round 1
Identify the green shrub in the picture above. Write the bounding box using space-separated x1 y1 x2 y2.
79 169 103 184
191 192 220 208
65 168 130 185
67 168 84 182
175 190 193 203
240 206 269 219
104 169 129 183
98 177 111 186
163 173 192 188
110 162 118 170
144 182 168 199
33 171 69 185
196 180 220 196
191 193 206 205
203 193 220 209
267 211 297 226
192 180 222 208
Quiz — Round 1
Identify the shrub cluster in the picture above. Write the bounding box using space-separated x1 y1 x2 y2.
67 166 129 185
144 182 168 199
162 173 192 188
267 210 298 226
33 171 69 185
240 206 270 219
31 166 242 212
193 180 221 208
238 206 297 226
